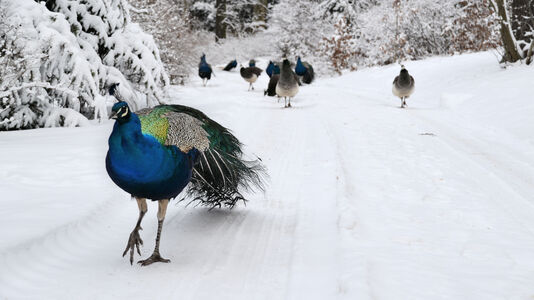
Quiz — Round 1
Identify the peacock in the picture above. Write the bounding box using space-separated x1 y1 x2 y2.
392 65 415 108
240 64 263 91
295 57 314 84
223 59 237 71
248 59 256 67
266 61 280 78
198 54 213 86
106 83 266 266
276 59 299 108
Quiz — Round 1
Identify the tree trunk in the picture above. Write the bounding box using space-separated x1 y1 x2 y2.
254 0 268 29
526 40 534 64
215 0 226 41
491 0 523 62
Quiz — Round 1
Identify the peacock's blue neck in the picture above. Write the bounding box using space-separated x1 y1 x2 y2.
106 113 198 199
295 58 306 76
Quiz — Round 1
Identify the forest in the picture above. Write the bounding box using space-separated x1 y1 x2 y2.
0 0 533 129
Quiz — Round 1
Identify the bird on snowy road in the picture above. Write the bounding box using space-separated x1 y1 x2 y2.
392 65 415 108
106 84 266 266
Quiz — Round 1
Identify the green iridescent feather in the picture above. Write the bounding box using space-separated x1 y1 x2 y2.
138 107 171 145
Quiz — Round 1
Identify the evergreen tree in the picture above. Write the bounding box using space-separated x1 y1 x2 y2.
0 0 168 130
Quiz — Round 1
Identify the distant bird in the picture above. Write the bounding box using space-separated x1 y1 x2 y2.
240 64 263 91
223 59 237 71
106 87 266 266
249 59 256 67
295 57 314 84
264 74 280 97
198 54 213 86
392 65 415 108
266 61 280 78
276 59 299 108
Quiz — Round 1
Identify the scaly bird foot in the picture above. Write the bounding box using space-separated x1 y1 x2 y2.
137 252 171 266
122 226 143 265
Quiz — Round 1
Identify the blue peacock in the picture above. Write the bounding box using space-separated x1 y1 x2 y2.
266 61 280 78
106 83 266 266
223 59 238 71
295 57 314 84
198 54 213 86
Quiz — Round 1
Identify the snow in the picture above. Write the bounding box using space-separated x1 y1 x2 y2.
1 52 534 299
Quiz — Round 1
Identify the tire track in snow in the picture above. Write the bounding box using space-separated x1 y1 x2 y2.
0 195 134 299
409 111 534 234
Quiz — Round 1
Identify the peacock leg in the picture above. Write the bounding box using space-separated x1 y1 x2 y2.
288 97 292 108
138 199 171 266
123 197 147 265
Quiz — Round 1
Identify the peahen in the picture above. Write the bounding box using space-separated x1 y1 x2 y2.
106 84 266 266
264 74 280 97
276 59 299 108
266 61 280 78
240 64 263 91
295 57 314 84
198 54 213 86
392 65 415 108
223 59 237 71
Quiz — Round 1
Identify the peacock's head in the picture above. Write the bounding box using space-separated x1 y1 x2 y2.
282 59 290 67
109 101 131 122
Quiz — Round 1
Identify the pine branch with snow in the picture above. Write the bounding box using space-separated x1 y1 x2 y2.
0 0 169 130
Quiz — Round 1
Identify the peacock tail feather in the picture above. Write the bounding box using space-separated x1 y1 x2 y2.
136 105 267 208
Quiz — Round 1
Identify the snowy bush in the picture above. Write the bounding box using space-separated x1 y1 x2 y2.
445 0 500 54
0 0 168 130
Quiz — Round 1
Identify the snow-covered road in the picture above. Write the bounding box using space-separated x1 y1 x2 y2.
1 52 534 299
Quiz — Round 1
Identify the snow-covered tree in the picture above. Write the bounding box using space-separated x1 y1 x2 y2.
0 0 99 130
270 0 327 58
43 0 169 106
0 0 168 130
321 17 364 73
190 0 276 39
491 0 534 63
446 0 500 54
128 0 199 82
314 0 501 69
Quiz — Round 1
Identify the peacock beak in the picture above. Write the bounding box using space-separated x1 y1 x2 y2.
109 111 118 120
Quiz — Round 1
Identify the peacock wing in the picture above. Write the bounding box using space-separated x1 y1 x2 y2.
136 106 210 152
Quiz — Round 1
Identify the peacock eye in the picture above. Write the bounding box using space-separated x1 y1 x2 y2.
119 107 129 117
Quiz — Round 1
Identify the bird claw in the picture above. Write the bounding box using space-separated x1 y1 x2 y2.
137 252 171 266
123 227 143 265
